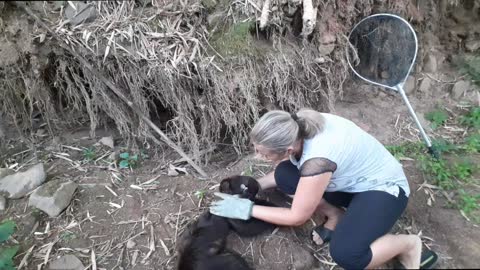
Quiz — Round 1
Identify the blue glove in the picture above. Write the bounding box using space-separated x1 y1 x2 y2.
209 192 254 220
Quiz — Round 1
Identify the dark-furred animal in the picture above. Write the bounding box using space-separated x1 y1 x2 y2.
219 175 277 237
177 212 253 270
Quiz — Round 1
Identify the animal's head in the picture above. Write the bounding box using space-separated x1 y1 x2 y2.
219 176 260 200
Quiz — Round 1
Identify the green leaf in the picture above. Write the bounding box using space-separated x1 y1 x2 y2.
119 152 130 159
130 154 139 161
0 245 19 270
119 160 130 169
0 220 16 243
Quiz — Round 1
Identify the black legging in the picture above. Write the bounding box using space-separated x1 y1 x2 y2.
274 160 409 269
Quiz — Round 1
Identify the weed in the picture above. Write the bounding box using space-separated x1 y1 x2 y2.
83 147 96 161
431 139 458 155
463 133 480 153
452 159 476 182
194 190 206 200
386 142 424 159
425 109 448 129
457 190 480 222
60 231 76 241
417 155 456 190
118 152 139 169
0 220 18 270
460 106 480 129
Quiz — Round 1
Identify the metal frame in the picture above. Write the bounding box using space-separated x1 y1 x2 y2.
346 13 434 151
346 13 418 91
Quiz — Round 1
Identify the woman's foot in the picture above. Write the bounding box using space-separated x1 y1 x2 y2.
312 207 344 245
397 235 422 269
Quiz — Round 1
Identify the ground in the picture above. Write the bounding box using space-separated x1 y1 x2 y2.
1 69 479 269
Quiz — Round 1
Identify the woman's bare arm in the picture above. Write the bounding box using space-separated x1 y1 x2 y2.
250 172 331 226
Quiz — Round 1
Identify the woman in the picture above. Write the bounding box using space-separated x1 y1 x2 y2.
210 109 438 269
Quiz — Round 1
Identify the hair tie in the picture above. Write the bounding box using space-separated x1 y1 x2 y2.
290 113 299 122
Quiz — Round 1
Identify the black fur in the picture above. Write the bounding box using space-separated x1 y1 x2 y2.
219 176 277 237
177 212 253 270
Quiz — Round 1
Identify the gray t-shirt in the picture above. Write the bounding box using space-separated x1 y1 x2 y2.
289 113 410 197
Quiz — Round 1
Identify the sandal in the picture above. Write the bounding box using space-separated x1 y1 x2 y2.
395 249 439 269
311 224 334 246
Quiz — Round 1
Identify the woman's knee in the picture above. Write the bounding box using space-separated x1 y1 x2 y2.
274 160 300 195
329 238 372 270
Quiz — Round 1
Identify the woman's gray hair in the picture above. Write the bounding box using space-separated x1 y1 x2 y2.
250 108 325 153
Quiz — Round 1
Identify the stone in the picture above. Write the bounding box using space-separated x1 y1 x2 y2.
126 239 136 249
318 44 335 56
418 77 432 93
423 54 437 73
0 168 13 179
65 2 97 26
29 180 78 217
404 76 416 94
465 39 480 52
49 254 84 270
0 195 5 211
451 80 472 100
292 244 316 270
0 164 46 199
99 136 114 149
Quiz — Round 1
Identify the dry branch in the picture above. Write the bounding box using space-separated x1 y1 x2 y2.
14 2 208 178
259 0 271 29
302 0 317 36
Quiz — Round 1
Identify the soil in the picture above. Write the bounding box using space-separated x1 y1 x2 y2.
1 1 480 270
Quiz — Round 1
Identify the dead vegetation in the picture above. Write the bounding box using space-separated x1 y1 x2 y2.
0 0 415 163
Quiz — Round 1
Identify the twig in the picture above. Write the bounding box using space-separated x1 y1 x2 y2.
18 245 35 270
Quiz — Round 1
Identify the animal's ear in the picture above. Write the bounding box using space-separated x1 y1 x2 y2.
219 178 232 193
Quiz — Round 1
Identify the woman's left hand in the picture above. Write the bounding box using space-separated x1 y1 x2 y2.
209 192 254 220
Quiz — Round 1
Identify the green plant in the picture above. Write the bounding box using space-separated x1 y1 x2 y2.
83 147 96 161
431 139 458 155
463 133 480 153
460 106 480 129
0 220 18 270
386 142 424 159
452 159 475 182
194 190 206 200
457 190 480 222
425 109 449 129
417 156 456 190
60 231 76 241
118 152 139 169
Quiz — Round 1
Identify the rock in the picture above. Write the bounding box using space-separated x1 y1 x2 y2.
126 239 136 249
465 39 480 52
292 244 316 270
451 80 472 100
318 44 335 56
207 11 224 26
29 180 78 217
423 54 437 73
0 168 13 179
65 2 97 26
418 77 432 93
99 136 114 149
49 254 84 270
404 76 416 94
0 164 46 199
0 195 5 211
